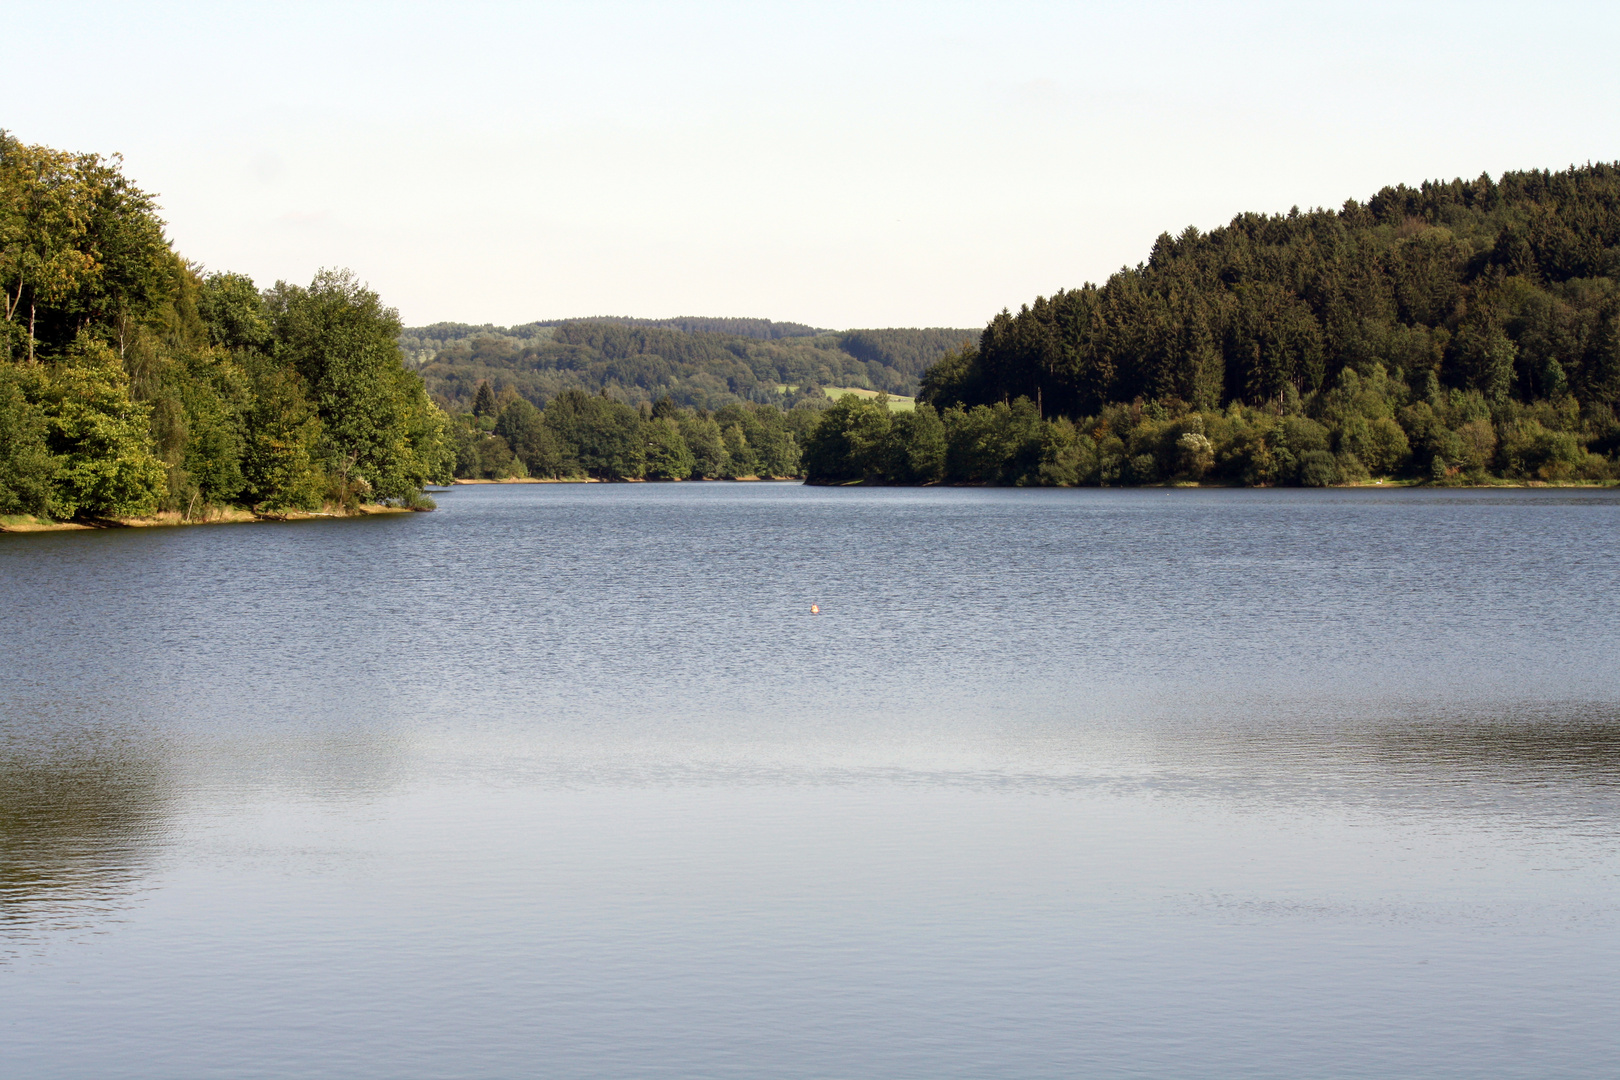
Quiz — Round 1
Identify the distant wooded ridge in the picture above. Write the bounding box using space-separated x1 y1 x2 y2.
405 315 828 351
400 319 976 413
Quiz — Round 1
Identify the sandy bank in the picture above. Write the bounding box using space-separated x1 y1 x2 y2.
452 477 603 484
0 504 418 534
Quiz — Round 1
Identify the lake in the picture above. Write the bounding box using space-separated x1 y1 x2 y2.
2 483 1618 1078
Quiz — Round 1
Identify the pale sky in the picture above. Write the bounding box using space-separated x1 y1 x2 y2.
10 1 1619 329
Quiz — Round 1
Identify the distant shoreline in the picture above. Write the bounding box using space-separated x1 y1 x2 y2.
804 478 1620 490
9 478 1612 534
457 475 1617 489
450 476 797 484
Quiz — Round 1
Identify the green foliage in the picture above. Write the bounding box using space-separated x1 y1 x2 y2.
902 163 1620 487
835 328 978 380
678 413 727 478
450 417 523 480
800 394 877 483
1299 451 1340 487
407 318 977 414
238 365 326 511
266 270 453 504
1498 418 1584 480
712 401 802 478
491 397 555 476
944 399 1045 485
197 272 274 354
0 362 57 515
917 346 981 412
805 394 1055 486
0 132 178 363
10 137 1619 504
804 376 1614 488
541 389 645 479
0 134 455 520
473 380 497 418
432 385 815 483
642 417 695 480
34 338 166 518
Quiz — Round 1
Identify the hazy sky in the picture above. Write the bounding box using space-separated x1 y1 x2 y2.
10 1 1619 329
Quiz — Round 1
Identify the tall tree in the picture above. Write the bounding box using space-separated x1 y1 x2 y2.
266 270 453 502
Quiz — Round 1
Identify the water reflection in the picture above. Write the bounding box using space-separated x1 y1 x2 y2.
0 738 172 939
1369 707 1620 782
1134 702 1620 833
0 724 412 944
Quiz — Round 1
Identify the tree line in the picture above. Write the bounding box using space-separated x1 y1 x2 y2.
18 134 1611 508
0 133 453 522
451 379 823 480
803 374 1598 486
407 321 974 413
807 163 1620 485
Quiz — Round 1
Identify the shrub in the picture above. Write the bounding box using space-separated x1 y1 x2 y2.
1299 450 1340 486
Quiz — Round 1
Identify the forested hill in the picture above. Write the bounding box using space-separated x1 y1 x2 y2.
803 163 1620 487
402 320 976 411
400 316 826 364
924 164 1620 419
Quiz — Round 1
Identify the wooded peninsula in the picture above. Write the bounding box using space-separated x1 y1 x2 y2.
3 132 1618 528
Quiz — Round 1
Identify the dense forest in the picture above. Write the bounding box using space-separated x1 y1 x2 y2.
400 315 826 365
404 320 974 412
805 163 1620 486
450 380 823 480
0 133 454 523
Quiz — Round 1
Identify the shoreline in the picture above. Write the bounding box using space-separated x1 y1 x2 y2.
10 477 1612 533
803 477 1620 489
0 503 418 534
451 476 796 484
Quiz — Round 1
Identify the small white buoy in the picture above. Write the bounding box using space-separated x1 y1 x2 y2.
810 604 820 615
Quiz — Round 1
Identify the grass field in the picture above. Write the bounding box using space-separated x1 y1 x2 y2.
823 386 916 411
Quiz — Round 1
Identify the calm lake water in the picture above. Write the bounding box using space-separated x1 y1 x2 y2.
3 483 1618 1079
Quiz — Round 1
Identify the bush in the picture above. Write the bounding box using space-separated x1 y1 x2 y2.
1299 450 1340 486
1125 453 1159 484
1359 417 1412 475
1499 420 1583 480
1455 419 1497 476
1576 453 1615 481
